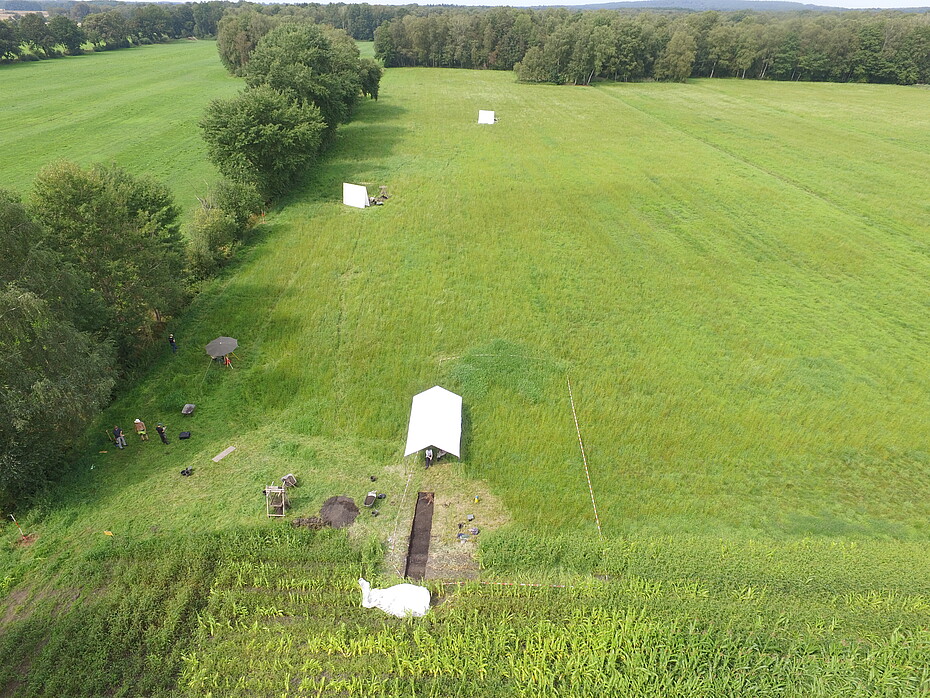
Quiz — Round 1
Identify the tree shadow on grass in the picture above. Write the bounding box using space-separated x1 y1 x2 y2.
282 100 410 207
459 402 472 464
351 101 407 125
56 286 319 503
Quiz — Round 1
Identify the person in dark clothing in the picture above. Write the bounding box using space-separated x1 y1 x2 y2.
113 426 127 449
425 448 434 469
168 333 177 353
156 423 169 444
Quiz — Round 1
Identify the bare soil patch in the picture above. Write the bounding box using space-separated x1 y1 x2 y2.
0 587 30 626
320 496 359 529
383 464 510 580
1 586 80 627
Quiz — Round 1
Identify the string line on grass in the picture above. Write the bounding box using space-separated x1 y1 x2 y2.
438 353 557 364
389 470 414 576
441 581 568 588
567 376 602 539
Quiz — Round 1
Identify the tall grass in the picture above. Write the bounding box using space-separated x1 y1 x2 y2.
3 527 929 696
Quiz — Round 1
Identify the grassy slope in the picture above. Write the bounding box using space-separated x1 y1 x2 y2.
0 40 239 216
2 51 930 695
147 69 930 541
19 70 929 548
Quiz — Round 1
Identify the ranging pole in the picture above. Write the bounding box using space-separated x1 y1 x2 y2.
10 514 26 541
567 377 603 539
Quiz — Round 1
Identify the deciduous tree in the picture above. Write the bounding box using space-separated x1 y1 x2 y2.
0 19 19 61
358 57 384 100
18 12 54 57
192 0 224 38
244 22 363 131
0 286 114 504
0 191 114 505
82 10 129 50
129 4 172 44
216 10 277 76
48 15 85 55
655 29 697 82
200 86 326 198
29 162 186 358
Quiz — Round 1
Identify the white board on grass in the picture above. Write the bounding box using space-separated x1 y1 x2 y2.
343 183 370 209
478 110 495 125
212 446 236 462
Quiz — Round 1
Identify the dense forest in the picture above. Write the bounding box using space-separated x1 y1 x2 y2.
4 1 928 86
373 8 930 84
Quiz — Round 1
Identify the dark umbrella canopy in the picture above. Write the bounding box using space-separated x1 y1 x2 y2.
205 336 238 358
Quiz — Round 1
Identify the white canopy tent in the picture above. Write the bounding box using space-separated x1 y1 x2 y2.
343 183 370 209
478 110 495 125
403 386 462 458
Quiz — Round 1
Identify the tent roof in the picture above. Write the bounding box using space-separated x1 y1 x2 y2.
403 386 462 458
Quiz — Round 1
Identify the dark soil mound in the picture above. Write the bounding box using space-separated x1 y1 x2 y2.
291 516 326 530
320 496 359 528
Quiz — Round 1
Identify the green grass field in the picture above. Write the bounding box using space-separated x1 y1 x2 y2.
0 40 239 216
3 43 930 696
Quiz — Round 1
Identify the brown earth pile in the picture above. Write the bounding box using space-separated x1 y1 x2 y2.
319 496 359 528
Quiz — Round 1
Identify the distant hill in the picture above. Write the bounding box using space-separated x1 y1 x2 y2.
559 0 928 11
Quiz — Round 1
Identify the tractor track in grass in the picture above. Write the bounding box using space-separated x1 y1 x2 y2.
333 213 364 404
593 84 916 244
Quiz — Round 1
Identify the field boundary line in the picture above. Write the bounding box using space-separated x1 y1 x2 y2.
567 377 602 539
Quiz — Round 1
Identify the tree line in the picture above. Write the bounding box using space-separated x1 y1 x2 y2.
0 166 185 507
0 1 419 63
0 17 381 510
373 8 930 85
202 16 382 201
0 2 228 61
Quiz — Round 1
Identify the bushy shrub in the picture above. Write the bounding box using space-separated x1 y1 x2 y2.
200 86 326 198
188 206 236 278
211 179 263 237
187 179 263 278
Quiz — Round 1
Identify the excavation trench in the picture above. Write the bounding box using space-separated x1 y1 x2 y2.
404 492 434 580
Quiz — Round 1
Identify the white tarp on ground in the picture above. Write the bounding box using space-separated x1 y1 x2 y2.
403 385 462 458
478 110 495 124
343 183 370 208
359 578 430 618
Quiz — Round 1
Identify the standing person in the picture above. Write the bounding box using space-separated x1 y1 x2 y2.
168 333 177 353
425 448 434 469
134 419 148 441
113 425 127 450
156 423 169 445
